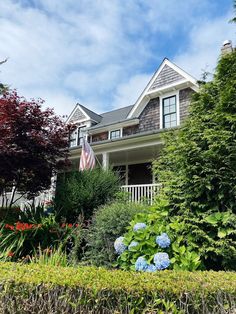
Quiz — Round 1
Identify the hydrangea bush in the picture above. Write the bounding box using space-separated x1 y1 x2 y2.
114 200 202 272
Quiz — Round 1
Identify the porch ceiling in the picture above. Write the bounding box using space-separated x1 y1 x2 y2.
109 144 162 165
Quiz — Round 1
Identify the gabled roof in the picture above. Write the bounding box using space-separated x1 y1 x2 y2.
66 103 101 124
127 58 198 118
79 104 102 123
89 105 133 129
67 58 199 130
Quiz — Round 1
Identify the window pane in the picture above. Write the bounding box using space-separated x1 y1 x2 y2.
169 104 176 113
163 98 169 106
69 129 77 147
170 120 177 127
79 126 86 137
164 105 170 114
170 96 176 105
165 122 170 128
164 115 170 123
170 113 176 122
110 130 120 139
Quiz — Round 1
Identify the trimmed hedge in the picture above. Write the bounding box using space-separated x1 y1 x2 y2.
0 263 235 313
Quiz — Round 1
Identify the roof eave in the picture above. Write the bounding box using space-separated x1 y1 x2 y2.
86 118 140 134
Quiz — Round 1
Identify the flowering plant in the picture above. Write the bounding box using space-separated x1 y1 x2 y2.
0 216 80 261
115 200 201 271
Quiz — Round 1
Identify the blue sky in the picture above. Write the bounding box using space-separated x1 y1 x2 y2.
0 0 235 116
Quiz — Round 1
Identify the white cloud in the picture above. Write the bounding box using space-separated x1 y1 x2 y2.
112 74 151 109
0 0 234 117
174 12 235 80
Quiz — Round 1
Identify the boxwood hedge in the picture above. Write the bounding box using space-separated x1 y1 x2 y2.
0 262 235 313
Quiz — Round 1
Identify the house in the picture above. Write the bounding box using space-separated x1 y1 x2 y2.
66 58 199 203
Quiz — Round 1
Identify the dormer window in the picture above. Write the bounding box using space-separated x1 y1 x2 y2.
163 95 177 128
110 129 121 139
78 126 86 145
69 129 77 147
69 125 87 147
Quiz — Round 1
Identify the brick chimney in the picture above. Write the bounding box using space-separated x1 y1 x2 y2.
221 40 233 55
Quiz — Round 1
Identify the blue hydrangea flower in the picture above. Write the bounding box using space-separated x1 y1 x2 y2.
128 241 139 250
133 222 147 232
135 256 148 271
145 264 157 273
154 252 170 270
156 233 171 248
114 236 127 255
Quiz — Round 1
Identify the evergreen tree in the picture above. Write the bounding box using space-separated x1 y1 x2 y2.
153 50 236 270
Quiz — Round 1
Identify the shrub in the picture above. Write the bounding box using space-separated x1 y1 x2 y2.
54 168 120 221
0 263 235 313
0 206 21 224
83 201 148 267
19 202 54 223
115 200 202 272
152 51 236 270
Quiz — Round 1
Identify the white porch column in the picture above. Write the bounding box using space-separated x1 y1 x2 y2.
102 152 109 170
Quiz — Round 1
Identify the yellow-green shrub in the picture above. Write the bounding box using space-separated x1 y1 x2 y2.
0 262 235 313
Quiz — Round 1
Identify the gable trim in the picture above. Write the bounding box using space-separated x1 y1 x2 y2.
127 58 198 118
66 103 91 124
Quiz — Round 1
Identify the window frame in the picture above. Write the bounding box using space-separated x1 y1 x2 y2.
69 125 87 148
109 128 122 140
160 91 180 129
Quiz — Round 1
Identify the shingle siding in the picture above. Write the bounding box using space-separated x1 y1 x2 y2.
179 88 194 122
123 97 160 136
138 97 160 131
91 88 194 143
70 108 86 123
149 65 184 91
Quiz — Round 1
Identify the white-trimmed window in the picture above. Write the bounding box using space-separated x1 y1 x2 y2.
69 129 78 147
162 95 177 128
69 125 86 147
110 129 121 139
78 126 86 145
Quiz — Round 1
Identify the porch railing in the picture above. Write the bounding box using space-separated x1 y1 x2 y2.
120 184 161 205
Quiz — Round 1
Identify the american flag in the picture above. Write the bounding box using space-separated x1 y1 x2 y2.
79 137 96 171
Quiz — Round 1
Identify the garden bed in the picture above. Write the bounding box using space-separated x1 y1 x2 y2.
0 262 235 313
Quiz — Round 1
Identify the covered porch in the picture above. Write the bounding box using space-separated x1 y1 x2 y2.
70 132 163 204
100 145 162 204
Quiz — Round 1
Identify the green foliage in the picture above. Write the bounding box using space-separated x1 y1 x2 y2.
0 263 235 313
19 202 50 223
0 206 21 223
83 201 148 267
117 200 201 271
54 168 120 221
0 215 79 261
153 51 236 270
29 245 70 267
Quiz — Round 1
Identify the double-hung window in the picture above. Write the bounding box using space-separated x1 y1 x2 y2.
110 129 121 139
69 129 77 147
163 96 177 128
78 126 86 145
69 126 86 147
